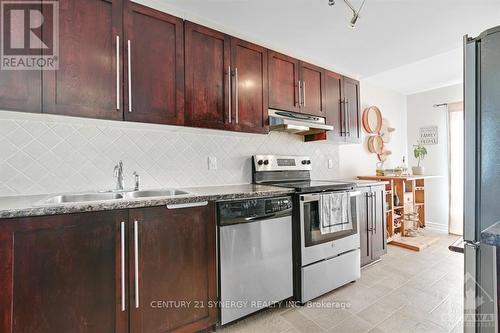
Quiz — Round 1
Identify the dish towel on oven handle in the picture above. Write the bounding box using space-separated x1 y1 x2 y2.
319 192 352 235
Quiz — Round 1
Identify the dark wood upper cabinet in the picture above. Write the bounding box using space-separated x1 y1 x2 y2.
305 74 361 143
324 70 343 137
0 0 361 140
0 70 41 113
0 0 42 113
268 51 300 113
231 38 268 133
124 3 184 125
185 21 231 130
299 62 326 117
343 76 361 142
268 54 329 117
43 0 124 120
0 211 129 333
129 203 217 333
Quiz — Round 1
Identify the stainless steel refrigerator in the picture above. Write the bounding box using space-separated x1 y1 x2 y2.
464 27 500 332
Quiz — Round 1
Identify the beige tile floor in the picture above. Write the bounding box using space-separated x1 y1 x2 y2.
217 231 463 333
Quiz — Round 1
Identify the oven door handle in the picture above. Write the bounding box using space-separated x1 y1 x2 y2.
300 193 320 202
301 190 359 202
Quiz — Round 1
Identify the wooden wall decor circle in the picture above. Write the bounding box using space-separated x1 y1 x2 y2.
362 106 383 134
367 135 384 154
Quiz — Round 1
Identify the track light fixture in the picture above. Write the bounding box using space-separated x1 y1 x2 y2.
328 0 367 28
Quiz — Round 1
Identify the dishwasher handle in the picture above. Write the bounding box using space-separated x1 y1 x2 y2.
219 209 292 226
245 213 276 221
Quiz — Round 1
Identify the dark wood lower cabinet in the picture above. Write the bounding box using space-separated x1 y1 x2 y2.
129 203 217 333
0 210 129 333
0 204 217 333
359 185 387 267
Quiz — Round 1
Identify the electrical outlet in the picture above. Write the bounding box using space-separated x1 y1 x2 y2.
328 159 334 169
208 156 217 170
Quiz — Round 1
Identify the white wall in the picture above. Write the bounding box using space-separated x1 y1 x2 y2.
406 84 462 232
339 81 408 178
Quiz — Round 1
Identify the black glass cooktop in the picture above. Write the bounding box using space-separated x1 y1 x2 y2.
270 180 356 193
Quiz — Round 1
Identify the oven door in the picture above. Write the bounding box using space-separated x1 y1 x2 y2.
299 191 361 266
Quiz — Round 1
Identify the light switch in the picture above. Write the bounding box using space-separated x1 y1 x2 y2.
208 156 217 170
328 159 334 169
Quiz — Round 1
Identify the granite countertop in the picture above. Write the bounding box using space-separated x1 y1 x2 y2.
481 221 500 247
358 175 440 181
349 179 390 187
0 184 295 219
0 180 391 219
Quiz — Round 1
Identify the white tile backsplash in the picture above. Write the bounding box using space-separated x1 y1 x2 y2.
0 110 340 196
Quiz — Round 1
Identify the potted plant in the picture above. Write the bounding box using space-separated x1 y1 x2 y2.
412 142 427 175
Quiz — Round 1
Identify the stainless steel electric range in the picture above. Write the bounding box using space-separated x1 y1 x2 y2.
253 155 361 303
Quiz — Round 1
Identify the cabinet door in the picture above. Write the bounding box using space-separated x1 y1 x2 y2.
359 188 373 267
43 0 123 120
124 3 184 125
324 70 343 137
343 77 361 142
185 21 231 130
268 51 300 112
129 203 216 333
0 0 42 113
371 186 387 260
0 211 129 333
231 38 268 133
300 62 326 117
0 70 41 113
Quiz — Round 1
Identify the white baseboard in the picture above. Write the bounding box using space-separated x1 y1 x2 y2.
425 221 448 233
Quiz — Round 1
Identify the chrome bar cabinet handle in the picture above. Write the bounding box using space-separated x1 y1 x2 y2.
298 80 302 106
120 221 126 312
345 99 350 136
116 36 120 110
235 67 239 124
167 201 208 210
372 193 376 233
228 66 232 123
302 81 306 107
127 40 132 113
134 219 139 308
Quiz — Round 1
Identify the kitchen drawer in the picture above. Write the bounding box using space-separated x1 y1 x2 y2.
404 203 414 213
301 249 360 302
404 193 413 204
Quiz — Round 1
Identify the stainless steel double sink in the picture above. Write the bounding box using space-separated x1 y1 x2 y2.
41 189 193 205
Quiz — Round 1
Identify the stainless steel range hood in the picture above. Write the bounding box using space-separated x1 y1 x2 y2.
268 109 333 135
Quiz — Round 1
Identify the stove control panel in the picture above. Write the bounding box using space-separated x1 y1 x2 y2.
253 155 312 172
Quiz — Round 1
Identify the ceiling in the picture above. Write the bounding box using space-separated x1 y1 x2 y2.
158 0 500 94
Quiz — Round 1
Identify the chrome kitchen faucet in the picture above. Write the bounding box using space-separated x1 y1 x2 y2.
113 161 125 191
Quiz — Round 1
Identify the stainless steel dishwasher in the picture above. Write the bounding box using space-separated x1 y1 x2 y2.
218 196 293 325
